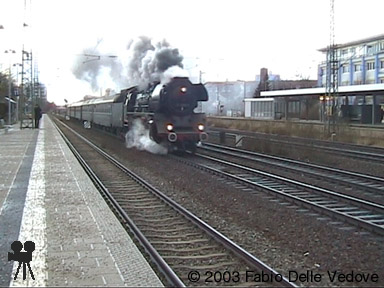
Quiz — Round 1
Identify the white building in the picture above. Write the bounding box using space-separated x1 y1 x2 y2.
318 34 384 86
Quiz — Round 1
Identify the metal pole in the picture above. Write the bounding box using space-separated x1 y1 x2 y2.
242 81 246 117
216 86 220 115
8 65 11 125
20 54 25 129
30 51 34 126
4 49 16 125
14 63 22 123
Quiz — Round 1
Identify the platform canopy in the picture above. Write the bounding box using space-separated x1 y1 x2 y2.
254 83 384 98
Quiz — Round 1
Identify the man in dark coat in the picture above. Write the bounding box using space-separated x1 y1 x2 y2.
34 104 42 128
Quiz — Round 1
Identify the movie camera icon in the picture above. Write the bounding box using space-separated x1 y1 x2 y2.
8 240 35 280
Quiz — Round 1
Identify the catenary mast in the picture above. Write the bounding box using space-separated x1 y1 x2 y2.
325 0 338 134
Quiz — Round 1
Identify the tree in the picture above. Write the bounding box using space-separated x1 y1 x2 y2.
253 72 269 97
0 72 8 99
0 72 9 119
0 72 17 120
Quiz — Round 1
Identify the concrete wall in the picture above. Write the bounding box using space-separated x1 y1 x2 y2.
207 116 384 148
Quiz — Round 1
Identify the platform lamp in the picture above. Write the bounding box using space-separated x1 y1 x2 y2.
5 49 16 125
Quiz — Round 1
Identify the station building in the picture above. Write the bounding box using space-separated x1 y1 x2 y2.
245 34 384 125
318 34 384 86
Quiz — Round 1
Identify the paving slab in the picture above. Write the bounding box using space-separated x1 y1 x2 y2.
0 116 163 287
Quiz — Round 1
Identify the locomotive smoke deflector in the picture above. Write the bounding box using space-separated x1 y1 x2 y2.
193 83 208 101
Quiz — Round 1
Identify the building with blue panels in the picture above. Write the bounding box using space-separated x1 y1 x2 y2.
318 34 384 86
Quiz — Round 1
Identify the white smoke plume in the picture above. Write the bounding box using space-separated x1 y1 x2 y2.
160 65 189 85
125 119 168 155
126 36 185 89
72 46 124 91
72 36 186 92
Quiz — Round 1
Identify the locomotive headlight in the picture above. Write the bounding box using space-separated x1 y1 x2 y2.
197 124 205 131
180 87 187 93
166 124 174 131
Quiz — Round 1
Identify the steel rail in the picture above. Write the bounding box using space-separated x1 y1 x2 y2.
191 153 384 236
208 129 384 162
55 119 297 288
53 120 185 287
201 142 384 193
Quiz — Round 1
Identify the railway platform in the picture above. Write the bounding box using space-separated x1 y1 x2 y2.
0 115 163 287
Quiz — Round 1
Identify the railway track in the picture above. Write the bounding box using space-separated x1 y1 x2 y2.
208 128 384 163
53 119 295 287
200 142 384 204
174 145 384 237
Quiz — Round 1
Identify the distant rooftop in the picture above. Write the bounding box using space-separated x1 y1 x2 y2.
318 34 384 52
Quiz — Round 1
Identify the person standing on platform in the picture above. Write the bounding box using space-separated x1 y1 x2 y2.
34 104 42 128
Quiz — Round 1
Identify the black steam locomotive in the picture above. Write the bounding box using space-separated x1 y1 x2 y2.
67 77 208 152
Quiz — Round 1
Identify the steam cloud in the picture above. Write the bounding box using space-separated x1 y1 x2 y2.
72 36 186 92
125 119 168 155
72 48 123 91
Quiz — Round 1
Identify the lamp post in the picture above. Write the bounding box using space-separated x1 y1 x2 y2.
5 49 16 125
13 63 23 85
13 63 22 122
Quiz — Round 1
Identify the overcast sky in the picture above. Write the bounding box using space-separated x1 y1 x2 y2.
0 0 383 105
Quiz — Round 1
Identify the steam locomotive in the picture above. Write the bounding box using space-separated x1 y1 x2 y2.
67 77 208 153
